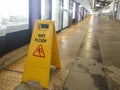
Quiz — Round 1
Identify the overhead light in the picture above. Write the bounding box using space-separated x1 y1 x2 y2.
96 4 100 7
79 5 83 7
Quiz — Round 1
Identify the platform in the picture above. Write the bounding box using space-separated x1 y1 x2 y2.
0 15 120 90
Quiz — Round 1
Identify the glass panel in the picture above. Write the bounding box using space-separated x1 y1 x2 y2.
69 0 73 25
52 0 61 31
72 2 76 19
81 8 84 19
63 11 69 28
63 0 69 28
78 7 81 21
0 0 29 33
116 1 120 20
41 0 51 20
64 0 69 10
84 10 86 19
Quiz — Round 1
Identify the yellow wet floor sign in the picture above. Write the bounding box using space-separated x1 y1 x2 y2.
22 20 61 88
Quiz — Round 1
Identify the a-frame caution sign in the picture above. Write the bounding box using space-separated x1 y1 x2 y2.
22 20 61 88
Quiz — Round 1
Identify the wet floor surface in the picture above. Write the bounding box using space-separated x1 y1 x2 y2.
63 16 120 90
94 16 120 90
63 16 108 90
0 15 120 90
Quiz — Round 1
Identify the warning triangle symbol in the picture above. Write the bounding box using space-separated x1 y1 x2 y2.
33 44 45 58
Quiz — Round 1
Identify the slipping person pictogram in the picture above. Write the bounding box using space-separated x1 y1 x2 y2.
33 44 45 58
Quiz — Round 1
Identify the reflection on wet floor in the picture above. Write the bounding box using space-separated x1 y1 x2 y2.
63 16 108 90
95 16 120 90
77 30 102 63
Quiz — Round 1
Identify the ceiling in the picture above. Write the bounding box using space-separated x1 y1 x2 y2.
75 0 113 12
75 0 92 12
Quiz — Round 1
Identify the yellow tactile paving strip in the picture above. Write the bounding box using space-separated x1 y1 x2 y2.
0 15 91 90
